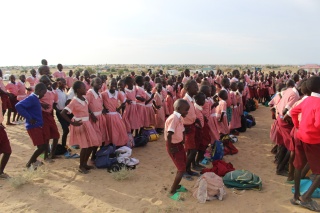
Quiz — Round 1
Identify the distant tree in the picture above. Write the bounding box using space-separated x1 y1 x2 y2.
111 68 116 72
117 69 124 76
85 67 96 75
75 67 84 73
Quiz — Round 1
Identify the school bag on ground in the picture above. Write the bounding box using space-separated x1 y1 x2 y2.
211 140 224 161
201 160 235 177
193 172 226 203
292 179 320 198
127 133 135 148
95 145 118 169
221 135 238 155
246 114 256 126
223 170 262 190
142 127 160 142
237 115 247 133
134 136 149 147
54 144 67 155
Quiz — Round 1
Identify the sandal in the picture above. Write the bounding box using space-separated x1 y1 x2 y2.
290 198 300 206
176 185 188 192
170 192 183 201
299 199 320 212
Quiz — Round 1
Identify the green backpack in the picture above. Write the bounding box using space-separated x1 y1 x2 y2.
223 170 262 190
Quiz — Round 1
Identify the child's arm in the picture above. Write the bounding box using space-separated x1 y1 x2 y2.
136 96 146 102
166 132 178 153
15 99 36 124
60 109 82 126
145 93 155 105
219 112 225 122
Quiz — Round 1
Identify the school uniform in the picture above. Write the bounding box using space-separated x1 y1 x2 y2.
101 90 128 147
216 100 229 135
65 97 100 148
52 70 66 79
195 103 210 152
122 87 139 131
183 93 197 150
229 91 241 130
291 93 320 174
166 85 174 115
15 94 46 146
16 81 27 101
165 111 186 172
26 76 38 94
86 89 105 145
5 82 19 112
144 91 155 127
136 86 147 128
65 76 75 89
0 77 11 111
182 76 190 84
83 80 91 92
0 99 11 154
154 92 166 129
40 90 60 140
207 98 220 142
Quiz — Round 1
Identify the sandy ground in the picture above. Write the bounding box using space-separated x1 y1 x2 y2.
0 106 316 213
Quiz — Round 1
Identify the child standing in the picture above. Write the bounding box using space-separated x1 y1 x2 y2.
26 69 38 95
53 64 66 79
5 75 19 125
217 90 229 136
135 76 147 134
183 80 199 177
101 79 129 147
165 99 190 200
221 78 232 124
83 70 91 92
0 69 11 116
65 70 75 90
229 82 241 134
122 77 138 133
154 83 166 133
0 98 11 179
144 82 155 127
60 81 100 174
15 83 47 169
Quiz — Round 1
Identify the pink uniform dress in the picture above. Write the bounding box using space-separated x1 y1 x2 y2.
229 91 241 130
26 76 37 95
122 87 139 131
83 80 91 92
216 100 229 135
65 97 100 148
144 91 155 127
5 82 18 112
161 87 169 116
100 83 108 93
52 71 66 79
101 90 129 147
166 85 174 115
65 76 75 89
208 98 220 141
86 89 106 144
136 86 147 128
16 81 27 101
154 92 165 129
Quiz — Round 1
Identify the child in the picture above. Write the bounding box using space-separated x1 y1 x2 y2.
0 70 12 117
182 69 191 84
290 76 320 211
193 92 208 170
65 70 75 90
5 75 19 125
135 76 147 134
16 75 28 123
117 79 127 116
122 77 138 133
154 83 166 133
0 98 11 179
83 70 91 91
15 83 47 169
86 77 106 160
165 99 190 200
166 79 174 115
221 78 232 124
39 76 60 160
54 78 70 148
101 78 129 147
26 69 38 95
183 80 199 177
217 90 229 136
229 82 241 134
144 81 155 127
53 64 66 79
60 81 100 174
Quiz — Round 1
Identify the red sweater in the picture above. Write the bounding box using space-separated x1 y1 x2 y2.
291 93 320 144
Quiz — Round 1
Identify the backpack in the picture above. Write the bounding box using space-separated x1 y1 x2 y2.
95 145 118 168
247 119 253 128
237 115 247 132
211 140 224 161
142 127 160 142
193 172 226 203
127 133 135 148
54 144 67 155
221 136 238 155
246 114 256 126
134 136 149 147
223 170 262 190
202 160 235 177
292 179 320 198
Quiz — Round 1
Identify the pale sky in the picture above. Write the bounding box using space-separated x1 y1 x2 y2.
1 0 319 66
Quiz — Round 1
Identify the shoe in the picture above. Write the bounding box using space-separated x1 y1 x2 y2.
0 173 10 179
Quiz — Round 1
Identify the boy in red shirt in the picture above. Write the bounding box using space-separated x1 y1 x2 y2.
165 99 189 200
291 76 320 211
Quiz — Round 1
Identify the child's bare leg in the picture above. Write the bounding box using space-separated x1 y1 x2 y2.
0 153 11 174
49 138 59 159
186 149 197 175
44 140 49 159
26 144 46 167
91 146 98 161
300 175 320 203
6 109 13 125
287 151 295 181
301 163 310 179
84 147 94 169
79 148 89 173
12 112 17 122
170 171 184 194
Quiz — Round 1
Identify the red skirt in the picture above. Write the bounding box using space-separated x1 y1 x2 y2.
0 125 12 154
42 111 60 140
27 127 46 146
184 123 197 150
199 122 211 151
166 142 186 172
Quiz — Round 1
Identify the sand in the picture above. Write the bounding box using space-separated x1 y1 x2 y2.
0 106 316 213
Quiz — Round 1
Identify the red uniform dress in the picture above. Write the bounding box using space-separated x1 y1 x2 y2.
40 90 60 140
86 89 106 144
101 90 128 147
154 92 165 129
5 82 18 112
65 97 100 148
183 93 197 150
0 99 12 154
122 87 139 131
144 91 155 127
207 98 220 142
136 86 147 128
83 80 91 92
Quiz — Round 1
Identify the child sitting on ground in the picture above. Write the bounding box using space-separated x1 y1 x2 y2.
165 99 190 200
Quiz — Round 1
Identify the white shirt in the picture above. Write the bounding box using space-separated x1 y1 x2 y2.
55 88 67 110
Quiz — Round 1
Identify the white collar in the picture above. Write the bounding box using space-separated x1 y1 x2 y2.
311 92 320 98
32 93 39 98
88 89 101 99
185 93 194 102
74 96 88 106
19 80 25 85
136 85 144 90
125 87 135 92
107 90 118 99
194 103 203 111
301 95 308 100
145 91 152 98
232 77 239 81
173 111 181 118
292 87 299 96
156 92 162 98
57 70 63 73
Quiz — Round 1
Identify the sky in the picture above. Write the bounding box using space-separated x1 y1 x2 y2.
0 0 319 66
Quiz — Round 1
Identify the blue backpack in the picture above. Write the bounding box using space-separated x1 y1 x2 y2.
95 145 118 168
292 179 320 198
211 140 224 161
